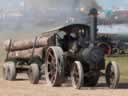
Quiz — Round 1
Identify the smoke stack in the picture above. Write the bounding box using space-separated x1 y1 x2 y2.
89 8 98 47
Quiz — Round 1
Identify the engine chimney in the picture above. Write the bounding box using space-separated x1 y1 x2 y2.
89 8 98 47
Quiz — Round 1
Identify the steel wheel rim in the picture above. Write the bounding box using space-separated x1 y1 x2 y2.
71 61 83 89
3 66 7 79
7 67 10 77
46 48 58 85
109 65 115 87
106 64 115 87
28 67 33 81
72 64 80 85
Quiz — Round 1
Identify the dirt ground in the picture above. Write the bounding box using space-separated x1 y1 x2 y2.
0 74 128 96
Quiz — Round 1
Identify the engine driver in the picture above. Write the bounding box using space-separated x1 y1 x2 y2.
63 27 79 54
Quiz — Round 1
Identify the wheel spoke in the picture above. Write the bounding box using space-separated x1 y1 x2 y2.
110 72 115 83
71 61 84 89
47 61 51 65
72 64 80 85
51 58 56 65
48 51 54 58
51 75 55 83
109 65 115 84
48 72 51 76
48 64 56 79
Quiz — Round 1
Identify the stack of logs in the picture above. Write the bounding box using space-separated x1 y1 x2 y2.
4 36 49 60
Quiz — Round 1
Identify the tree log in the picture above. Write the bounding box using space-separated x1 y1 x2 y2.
4 37 48 51
7 48 43 59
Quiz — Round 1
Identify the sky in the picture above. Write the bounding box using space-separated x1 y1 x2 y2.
0 0 128 33
0 0 128 10
0 0 24 9
0 0 127 12
96 0 128 10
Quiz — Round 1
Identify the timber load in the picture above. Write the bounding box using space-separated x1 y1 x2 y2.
4 37 49 51
4 36 49 60
7 48 43 60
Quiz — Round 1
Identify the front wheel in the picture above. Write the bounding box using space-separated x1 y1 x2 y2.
105 61 120 88
71 61 84 89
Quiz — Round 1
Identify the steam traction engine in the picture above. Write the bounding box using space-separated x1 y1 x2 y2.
2 8 120 89
45 8 120 89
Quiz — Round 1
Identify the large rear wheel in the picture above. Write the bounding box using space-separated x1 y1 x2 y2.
45 46 64 86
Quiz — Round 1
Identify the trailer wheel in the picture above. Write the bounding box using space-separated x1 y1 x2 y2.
45 46 64 87
28 63 40 84
3 62 8 80
105 61 120 88
71 61 84 89
3 61 16 81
